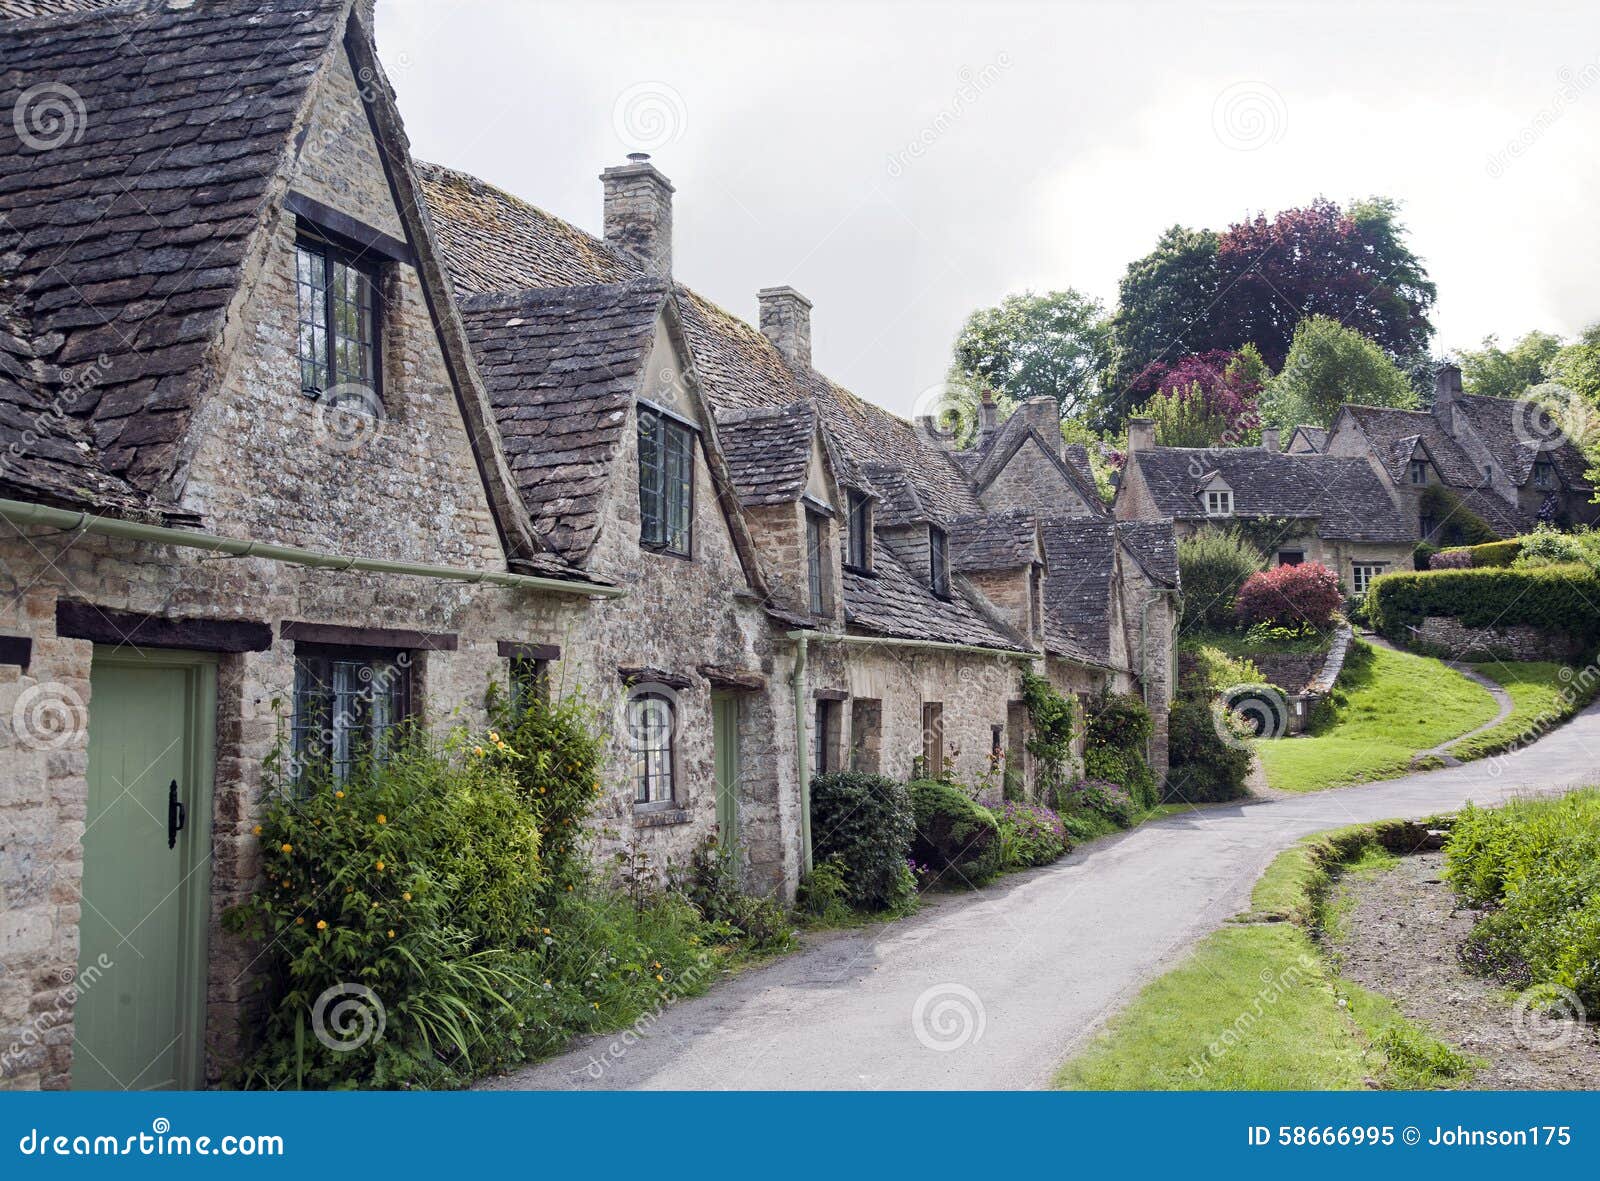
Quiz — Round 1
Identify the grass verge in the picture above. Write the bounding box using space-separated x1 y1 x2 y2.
1447 660 1599 761
1254 643 1497 792
1054 821 1479 1091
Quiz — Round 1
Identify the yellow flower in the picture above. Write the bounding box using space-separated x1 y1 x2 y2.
402 891 412 902
489 731 500 744
294 916 305 925
375 860 386 871
316 920 328 931
566 884 574 892
252 824 263 836
473 746 485 758
542 927 551 935
282 879 290 887
387 929 395 939
652 961 661 969
376 814 387 825
280 843 293 854
655 974 664 983
334 790 345 799
345 886 353 894
591 1002 599 1010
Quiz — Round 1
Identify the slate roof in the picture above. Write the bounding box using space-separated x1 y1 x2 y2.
0 0 347 496
842 535 1022 651
1452 393 1591 490
950 509 1039 573
1128 446 1414 544
1286 425 1326 453
457 280 666 563
1340 404 1484 487
1116 520 1179 588
1037 520 1120 665
714 402 815 507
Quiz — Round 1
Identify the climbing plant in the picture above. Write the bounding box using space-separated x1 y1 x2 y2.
1019 669 1079 802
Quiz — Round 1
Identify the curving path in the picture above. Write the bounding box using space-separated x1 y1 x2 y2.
479 702 1600 1092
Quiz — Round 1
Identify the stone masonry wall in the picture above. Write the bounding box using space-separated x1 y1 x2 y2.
1416 616 1582 663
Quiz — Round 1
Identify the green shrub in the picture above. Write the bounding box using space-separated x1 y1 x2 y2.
1445 791 1600 1009
1515 525 1587 569
994 800 1070 868
1367 564 1600 651
1178 645 1262 697
1020 669 1079 802
1466 539 1522 567
1056 778 1136 827
909 779 1001 885
1420 485 1499 546
1412 541 1438 571
796 855 852 924
1165 698 1252 803
670 834 794 953
1178 528 1265 628
809 771 916 911
1083 691 1157 809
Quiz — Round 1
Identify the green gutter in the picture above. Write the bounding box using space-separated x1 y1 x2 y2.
0 498 622 598
784 628 1038 875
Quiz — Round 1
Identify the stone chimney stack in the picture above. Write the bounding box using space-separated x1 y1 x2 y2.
1261 427 1280 452
1017 396 1065 458
1126 416 1156 454
978 390 999 447
1433 362 1463 429
757 286 812 368
601 153 674 275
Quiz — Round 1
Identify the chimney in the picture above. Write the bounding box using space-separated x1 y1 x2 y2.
1433 362 1463 428
1018 396 1065 458
757 286 812 367
601 153 673 274
978 390 999 447
1126 416 1155 454
1261 427 1280 452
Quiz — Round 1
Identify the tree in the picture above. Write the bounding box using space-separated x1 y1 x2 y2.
1458 331 1565 399
1133 345 1267 447
1177 528 1265 629
951 290 1112 423
1105 226 1224 417
1261 316 1416 430
1214 197 1436 370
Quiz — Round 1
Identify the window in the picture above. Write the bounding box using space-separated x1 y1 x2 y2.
1277 550 1303 567
1204 489 1233 516
295 236 379 398
292 646 410 785
850 698 882 773
1351 562 1387 596
1533 461 1556 489
1028 565 1044 638
1409 459 1429 485
921 702 944 778
509 656 548 716
814 699 841 774
806 509 828 615
628 692 676 804
990 724 1004 772
846 490 872 571
639 408 694 555
1419 513 1437 539
929 526 950 597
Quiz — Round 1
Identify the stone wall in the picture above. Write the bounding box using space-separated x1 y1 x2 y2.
978 434 1095 516
1415 616 1581 662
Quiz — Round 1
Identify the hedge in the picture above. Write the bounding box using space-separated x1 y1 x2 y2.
1430 539 1522 569
1367 564 1600 649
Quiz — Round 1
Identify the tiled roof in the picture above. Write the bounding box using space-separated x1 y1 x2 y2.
950 509 1038 573
956 411 1108 518
457 280 666 563
1117 520 1179 588
714 401 815 507
843 536 1023 651
1129 446 1414 544
1287 425 1326 453
0 0 346 496
1341 404 1482 487
1452 393 1591 490
1037 519 1119 665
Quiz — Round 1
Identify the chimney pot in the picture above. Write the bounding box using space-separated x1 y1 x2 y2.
1126 416 1155 454
1262 427 1280 452
601 157 674 274
758 286 812 368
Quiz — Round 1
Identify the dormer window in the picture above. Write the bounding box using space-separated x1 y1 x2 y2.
296 234 381 399
1204 489 1233 517
638 405 694 556
1533 460 1556 489
1409 459 1429 485
845 489 873 571
806 508 830 615
929 525 951 597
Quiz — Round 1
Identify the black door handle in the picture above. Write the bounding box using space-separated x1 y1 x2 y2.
167 778 186 849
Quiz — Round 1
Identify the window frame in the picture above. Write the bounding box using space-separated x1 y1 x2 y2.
929 525 951 598
921 701 945 778
290 643 411 788
845 489 873 572
805 507 829 616
813 698 842 775
1204 489 1233 517
1533 460 1556 489
638 405 696 558
1277 550 1304 567
1351 561 1388 596
295 229 383 401
627 691 678 807
1408 459 1429 486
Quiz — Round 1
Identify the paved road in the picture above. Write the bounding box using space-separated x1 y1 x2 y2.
480 702 1600 1091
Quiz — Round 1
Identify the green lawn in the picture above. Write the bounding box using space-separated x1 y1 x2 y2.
1448 661 1596 761
1055 831 1477 1091
1254 644 1498 792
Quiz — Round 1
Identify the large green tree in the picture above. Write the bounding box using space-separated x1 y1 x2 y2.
1260 316 1416 430
1103 226 1223 419
1458 330 1564 399
951 289 1112 423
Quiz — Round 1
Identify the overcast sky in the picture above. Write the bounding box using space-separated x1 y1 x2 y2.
377 0 1600 418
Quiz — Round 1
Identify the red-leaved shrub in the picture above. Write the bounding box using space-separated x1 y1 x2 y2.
1428 549 1473 570
1233 561 1343 631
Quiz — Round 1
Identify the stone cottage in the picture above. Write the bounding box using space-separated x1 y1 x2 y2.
0 0 1178 1091
1321 363 1598 542
1115 419 1416 600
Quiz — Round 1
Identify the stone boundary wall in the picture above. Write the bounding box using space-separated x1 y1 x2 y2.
1414 617 1580 663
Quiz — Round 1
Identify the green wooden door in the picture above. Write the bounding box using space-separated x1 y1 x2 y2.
711 693 739 850
74 650 216 1091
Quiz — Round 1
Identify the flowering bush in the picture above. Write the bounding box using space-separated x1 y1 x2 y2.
1083 690 1157 809
1059 778 1136 827
1428 548 1473 569
1233 560 1342 631
994 801 1070 868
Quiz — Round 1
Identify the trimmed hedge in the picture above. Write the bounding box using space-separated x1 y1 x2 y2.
1430 539 1522 569
1367 564 1600 650
908 779 1000 885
